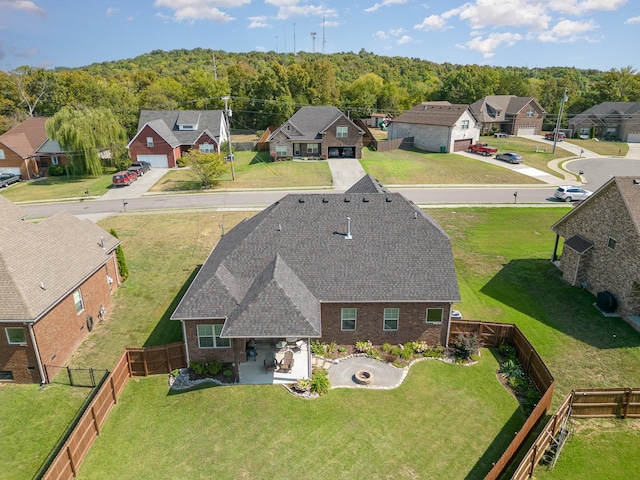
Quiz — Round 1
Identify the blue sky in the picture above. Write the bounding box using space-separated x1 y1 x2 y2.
0 0 638 72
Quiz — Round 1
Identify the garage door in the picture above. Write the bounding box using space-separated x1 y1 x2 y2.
517 126 536 136
136 154 169 168
453 139 472 152
627 133 640 143
0 167 21 175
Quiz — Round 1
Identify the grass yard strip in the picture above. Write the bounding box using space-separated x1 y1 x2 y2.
0 383 90 480
0 172 116 203
485 136 571 177
533 418 640 479
361 148 545 185
76 355 522 480
564 138 629 157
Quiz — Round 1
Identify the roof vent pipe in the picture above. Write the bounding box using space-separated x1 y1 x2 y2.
345 217 353 240
414 211 418 219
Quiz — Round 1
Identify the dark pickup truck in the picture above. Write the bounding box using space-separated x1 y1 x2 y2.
0 173 21 188
129 161 151 175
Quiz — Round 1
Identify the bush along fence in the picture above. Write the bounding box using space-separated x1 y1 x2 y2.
511 387 640 479
448 320 555 480
39 342 186 480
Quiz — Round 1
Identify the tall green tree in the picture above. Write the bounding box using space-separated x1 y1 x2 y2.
46 106 127 176
181 150 228 188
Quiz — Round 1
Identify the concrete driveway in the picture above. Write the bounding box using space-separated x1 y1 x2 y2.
326 158 366 190
100 168 169 200
626 143 640 160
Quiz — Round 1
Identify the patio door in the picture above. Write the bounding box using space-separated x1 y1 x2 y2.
293 143 301 157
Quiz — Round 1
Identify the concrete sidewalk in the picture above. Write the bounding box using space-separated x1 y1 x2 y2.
455 150 565 184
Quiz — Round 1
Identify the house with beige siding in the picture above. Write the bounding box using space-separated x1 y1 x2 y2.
0 197 121 383
551 177 640 320
171 175 460 382
387 101 480 153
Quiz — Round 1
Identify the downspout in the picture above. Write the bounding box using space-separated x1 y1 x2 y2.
28 323 46 384
182 321 190 366
551 234 560 262
572 254 581 287
445 305 453 347
307 337 312 379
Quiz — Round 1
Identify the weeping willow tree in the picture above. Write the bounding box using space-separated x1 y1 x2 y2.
46 106 127 176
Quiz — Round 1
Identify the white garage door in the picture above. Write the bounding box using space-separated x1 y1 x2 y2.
136 154 169 168
0 167 21 175
517 126 536 136
627 133 640 143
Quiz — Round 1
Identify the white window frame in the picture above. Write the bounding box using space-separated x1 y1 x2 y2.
526 109 534 118
336 126 348 138
607 228 618 250
199 143 214 154
5 327 26 345
341 308 357 331
51 155 59 165
306 143 318 154
73 289 84 314
426 308 444 323
461 120 469 129
276 145 287 156
146 137 154 148
197 324 230 349
383 308 399 331
0 149 5 160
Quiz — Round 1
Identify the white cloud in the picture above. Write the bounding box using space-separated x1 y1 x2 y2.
106 7 118 16
365 0 408 14
0 0 45 16
397 35 412 45
248 16 270 28
414 15 449 31
389 28 407 36
154 0 249 23
375 30 389 40
550 0 627 15
625 15 640 24
266 0 337 20
458 32 522 58
538 19 597 42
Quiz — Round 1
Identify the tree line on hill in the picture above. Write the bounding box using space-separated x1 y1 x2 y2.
1 48 639 138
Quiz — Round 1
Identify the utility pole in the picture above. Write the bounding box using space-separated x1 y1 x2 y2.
221 96 235 181
293 23 296 55
212 52 217 80
322 17 326 54
311 32 316 53
552 88 568 154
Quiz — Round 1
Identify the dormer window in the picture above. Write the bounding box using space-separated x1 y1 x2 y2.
178 124 197 131
146 137 154 148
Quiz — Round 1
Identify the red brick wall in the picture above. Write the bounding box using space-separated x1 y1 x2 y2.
128 125 179 167
183 320 237 364
0 323 41 383
193 133 219 153
321 302 450 347
32 264 115 382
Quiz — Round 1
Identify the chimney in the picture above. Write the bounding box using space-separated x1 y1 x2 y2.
345 217 352 240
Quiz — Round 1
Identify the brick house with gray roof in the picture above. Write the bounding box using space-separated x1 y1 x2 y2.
387 101 480 153
267 106 364 159
567 102 640 142
470 95 545 136
171 175 460 379
0 197 121 383
128 110 228 168
551 177 640 320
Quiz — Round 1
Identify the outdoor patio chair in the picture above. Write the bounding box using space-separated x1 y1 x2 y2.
279 351 294 372
264 356 277 373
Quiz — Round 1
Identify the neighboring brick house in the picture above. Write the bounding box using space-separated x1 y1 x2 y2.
568 102 640 142
128 110 228 168
387 101 480 153
267 106 364 159
0 117 68 179
171 175 460 380
469 95 545 136
0 196 121 384
550 177 640 318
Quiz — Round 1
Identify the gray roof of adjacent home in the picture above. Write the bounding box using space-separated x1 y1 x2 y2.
469 96 545 123
135 110 224 146
344 174 388 194
564 234 594 255
171 177 460 337
390 102 474 127
268 106 363 142
569 102 640 126
0 196 119 322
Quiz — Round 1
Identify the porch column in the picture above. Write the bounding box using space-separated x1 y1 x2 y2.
551 234 560 262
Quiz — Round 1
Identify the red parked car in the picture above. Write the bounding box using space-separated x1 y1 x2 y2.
112 170 137 186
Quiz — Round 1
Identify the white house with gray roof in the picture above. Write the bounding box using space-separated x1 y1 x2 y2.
0 197 121 383
128 110 228 168
171 175 460 381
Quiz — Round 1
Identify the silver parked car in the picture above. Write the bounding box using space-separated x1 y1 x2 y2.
495 152 523 164
554 186 592 202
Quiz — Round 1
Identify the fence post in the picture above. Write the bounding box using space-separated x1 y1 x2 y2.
622 388 632 419
528 444 537 478
67 366 73 386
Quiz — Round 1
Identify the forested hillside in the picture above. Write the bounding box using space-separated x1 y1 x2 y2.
1 48 639 136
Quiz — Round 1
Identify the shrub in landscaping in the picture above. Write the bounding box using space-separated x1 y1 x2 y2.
110 228 129 281
189 356 224 376
499 358 524 380
310 368 330 395
355 340 372 353
48 164 66 176
498 343 517 362
423 344 446 358
311 340 326 356
448 333 480 362
292 378 311 393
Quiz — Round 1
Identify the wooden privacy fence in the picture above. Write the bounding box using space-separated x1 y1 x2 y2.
448 321 556 480
40 343 186 480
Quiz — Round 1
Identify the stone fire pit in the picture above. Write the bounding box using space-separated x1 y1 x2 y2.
354 369 373 385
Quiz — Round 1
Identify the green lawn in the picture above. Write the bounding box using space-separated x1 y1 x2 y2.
484 136 572 177
76 355 522 480
564 138 629 157
0 172 116 203
0 383 91 480
149 151 332 192
361 148 546 185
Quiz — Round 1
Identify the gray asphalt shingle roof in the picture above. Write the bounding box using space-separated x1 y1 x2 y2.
171 178 460 336
0 196 119 322
268 106 363 141
390 102 472 127
137 110 224 146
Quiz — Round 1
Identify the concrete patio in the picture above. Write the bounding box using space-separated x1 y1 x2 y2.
238 341 310 385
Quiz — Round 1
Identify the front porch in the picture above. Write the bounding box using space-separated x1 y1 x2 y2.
238 340 311 385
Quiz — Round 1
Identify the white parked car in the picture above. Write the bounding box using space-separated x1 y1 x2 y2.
554 186 592 202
